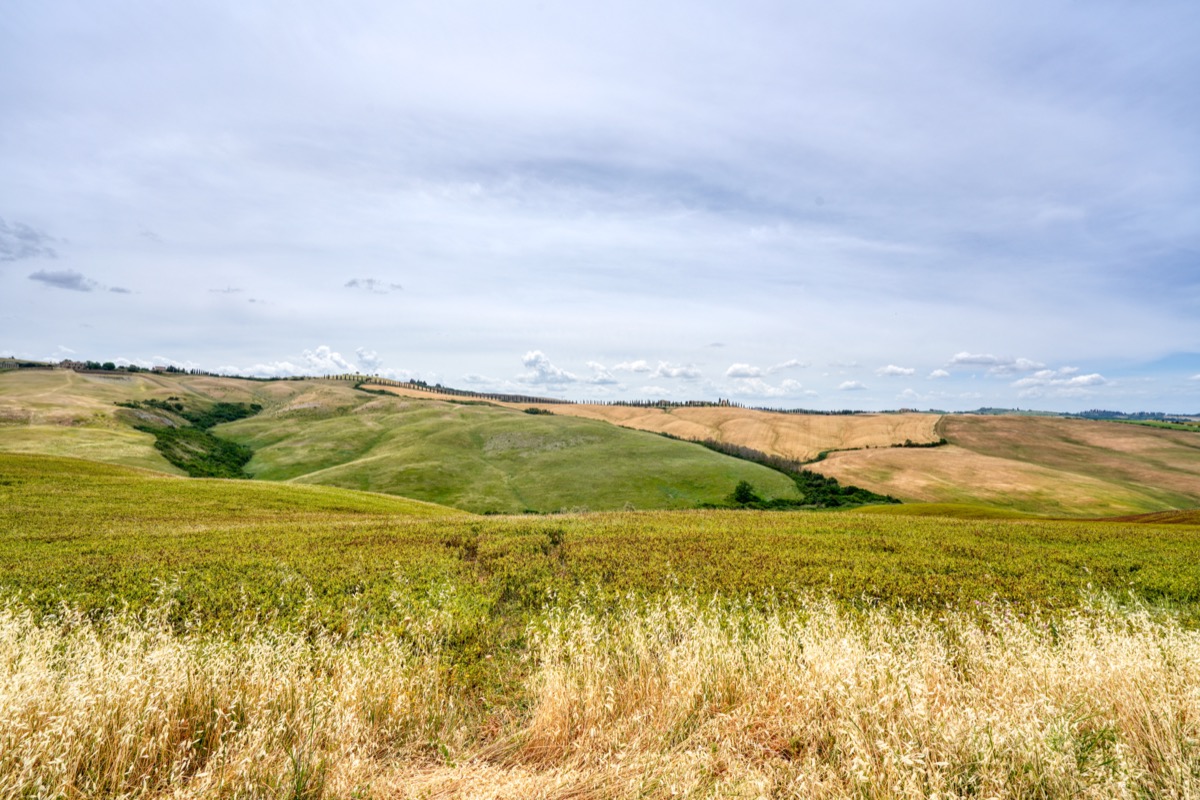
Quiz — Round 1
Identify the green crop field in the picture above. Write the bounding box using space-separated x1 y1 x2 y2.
4 453 1198 629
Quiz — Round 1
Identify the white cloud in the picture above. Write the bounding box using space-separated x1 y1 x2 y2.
639 385 673 397
518 350 577 385
929 369 950 379
725 363 763 378
303 345 357 373
838 380 868 391
727 377 813 398
766 359 809 374
1012 369 1108 398
355 347 383 372
216 345 358 378
585 361 619 385
948 352 1045 375
876 364 915 377
614 360 653 373
652 362 701 380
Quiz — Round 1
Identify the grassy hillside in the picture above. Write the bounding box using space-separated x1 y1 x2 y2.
374 384 941 461
0 372 802 512
0 369 324 473
219 392 804 513
806 414 1200 516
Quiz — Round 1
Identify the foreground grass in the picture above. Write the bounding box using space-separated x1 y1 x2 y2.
5 454 1200 632
1 597 1197 798
4 453 1200 797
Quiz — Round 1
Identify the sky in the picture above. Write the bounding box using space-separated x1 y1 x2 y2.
2 1 1198 412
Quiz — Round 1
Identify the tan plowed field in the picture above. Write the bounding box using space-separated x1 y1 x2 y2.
808 415 1200 516
369 385 942 461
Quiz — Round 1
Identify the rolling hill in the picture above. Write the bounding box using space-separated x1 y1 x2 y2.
4 369 1199 517
370 383 941 461
0 370 803 513
215 391 803 513
806 414 1200 516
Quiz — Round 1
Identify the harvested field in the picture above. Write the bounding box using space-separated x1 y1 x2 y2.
806 414 1200 516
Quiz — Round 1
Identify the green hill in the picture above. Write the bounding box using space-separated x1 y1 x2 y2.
0 371 802 513
217 392 802 513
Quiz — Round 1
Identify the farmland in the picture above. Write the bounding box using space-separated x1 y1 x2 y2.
0 371 806 513
3 368 1200 797
2 452 1200 797
808 414 1200 516
5 369 1199 516
371 382 942 461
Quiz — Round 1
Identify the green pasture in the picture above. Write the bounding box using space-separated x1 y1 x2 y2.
218 394 803 513
4 454 1198 634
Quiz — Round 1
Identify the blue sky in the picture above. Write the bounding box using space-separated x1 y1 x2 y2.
2 1 1198 411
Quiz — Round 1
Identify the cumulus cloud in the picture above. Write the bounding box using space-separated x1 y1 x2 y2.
519 350 577 385
728 359 809 379
345 278 403 294
929 369 950 379
726 363 763 378
303 345 357 373
355 347 383 372
610 359 697 379
585 361 619 385
215 345 359 378
652 362 701 380
838 380 868 391
948 352 1044 375
1012 369 1108 398
109 286 132 294
0 218 58 262
729 377 814 398
876 364 915 377
28 269 97 292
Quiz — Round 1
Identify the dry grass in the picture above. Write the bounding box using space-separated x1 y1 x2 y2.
372 386 941 462
0 605 461 799
4 597 1198 799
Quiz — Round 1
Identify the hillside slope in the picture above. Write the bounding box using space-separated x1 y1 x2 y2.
807 415 1200 516
0 370 332 473
371 384 941 461
217 393 803 513
0 371 803 513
